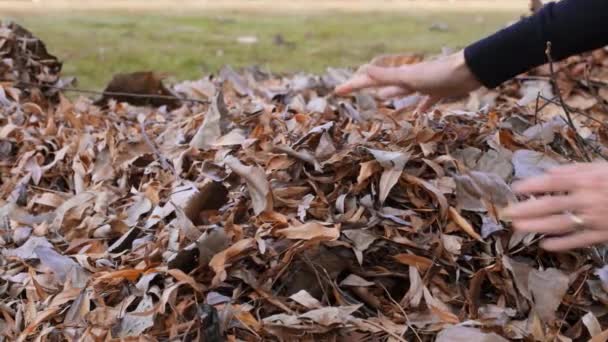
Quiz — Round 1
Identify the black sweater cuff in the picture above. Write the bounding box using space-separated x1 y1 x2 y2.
464 0 608 89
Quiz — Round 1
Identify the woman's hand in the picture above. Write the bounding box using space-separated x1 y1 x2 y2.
505 163 608 251
335 50 482 112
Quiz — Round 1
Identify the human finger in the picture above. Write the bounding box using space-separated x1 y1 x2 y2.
365 65 410 86
511 173 583 194
503 194 584 219
375 86 412 100
547 163 605 176
540 229 608 251
415 95 441 113
335 71 376 95
512 213 580 235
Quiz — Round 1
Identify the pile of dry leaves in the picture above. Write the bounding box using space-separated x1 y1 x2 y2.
0 22 73 106
4 21 608 342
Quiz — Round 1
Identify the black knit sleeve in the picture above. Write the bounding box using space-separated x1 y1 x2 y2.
464 0 608 89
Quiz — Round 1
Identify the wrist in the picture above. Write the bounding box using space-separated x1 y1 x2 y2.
452 50 482 92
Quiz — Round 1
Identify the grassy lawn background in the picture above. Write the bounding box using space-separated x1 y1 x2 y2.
3 8 522 89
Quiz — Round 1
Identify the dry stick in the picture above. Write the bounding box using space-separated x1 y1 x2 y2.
538 94 608 160
557 272 588 335
378 283 423 342
544 42 592 162
360 319 409 342
1 80 210 105
538 95 608 127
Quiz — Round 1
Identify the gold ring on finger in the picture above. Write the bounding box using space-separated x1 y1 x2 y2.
566 212 585 227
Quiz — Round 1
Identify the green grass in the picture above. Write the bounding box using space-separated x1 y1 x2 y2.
3 11 519 89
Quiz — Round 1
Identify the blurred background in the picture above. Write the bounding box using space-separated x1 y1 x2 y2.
1 0 532 89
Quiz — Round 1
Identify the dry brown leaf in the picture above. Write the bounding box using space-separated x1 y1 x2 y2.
277 222 340 241
289 290 323 309
590 329 608 342
167 268 205 293
393 253 433 271
209 238 255 287
448 207 483 242
357 160 380 185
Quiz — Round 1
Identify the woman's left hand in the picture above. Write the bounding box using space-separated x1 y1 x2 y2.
505 162 608 251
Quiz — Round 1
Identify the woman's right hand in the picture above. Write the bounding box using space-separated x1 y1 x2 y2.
335 50 483 113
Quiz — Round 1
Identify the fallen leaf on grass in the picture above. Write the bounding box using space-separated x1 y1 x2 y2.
96 71 179 107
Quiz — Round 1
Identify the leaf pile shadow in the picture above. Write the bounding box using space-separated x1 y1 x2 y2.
4 22 608 341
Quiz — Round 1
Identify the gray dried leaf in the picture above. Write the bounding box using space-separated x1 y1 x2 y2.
528 268 570 323
117 295 156 337
481 215 503 239
340 274 374 287
289 290 322 309
475 150 513 181
297 194 315 221
220 65 253 96
366 148 411 204
583 312 603 337
299 305 361 326
522 117 565 144
124 196 152 227
441 234 463 255
3 236 52 259
436 326 509 342
306 97 328 113
34 245 84 284
518 80 553 107
224 155 273 215
453 147 482 170
454 171 516 212
343 229 377 265
190 90 229 150
512 150 562 179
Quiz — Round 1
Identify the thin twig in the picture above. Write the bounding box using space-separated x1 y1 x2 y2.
538 95 607 127
557 272 588 334
378 283 422 342
1 80 210 105
360 319 409 342
545 42 592 162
